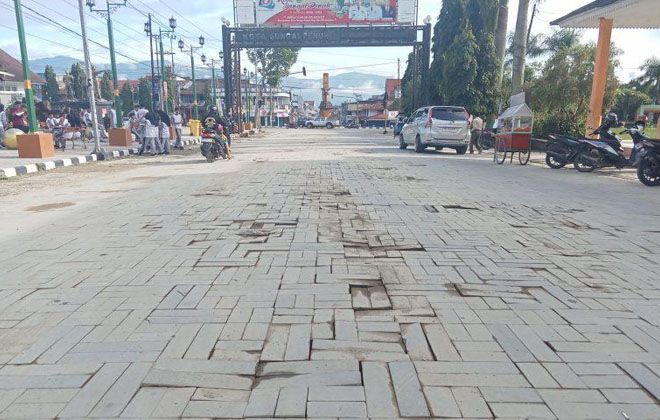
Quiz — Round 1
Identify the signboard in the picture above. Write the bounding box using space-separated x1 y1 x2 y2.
232 26 419 49
235 0 416 27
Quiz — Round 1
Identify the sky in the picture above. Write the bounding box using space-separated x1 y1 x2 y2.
0 0 658 83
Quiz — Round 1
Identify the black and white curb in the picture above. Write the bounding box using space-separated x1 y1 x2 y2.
0 139 202 180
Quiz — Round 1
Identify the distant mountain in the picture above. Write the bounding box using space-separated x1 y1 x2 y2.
28 56 390 105
30 56 154 80
283 72 389 105
30 55 217 80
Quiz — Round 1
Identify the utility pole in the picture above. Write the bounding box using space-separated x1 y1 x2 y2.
397 58 401 81
159 36 166 112
157 19 176 113
86 0 127 127
179 36 204 120
202 54 220 109
78 0 101 153
145 14 156 111
13 0 38 133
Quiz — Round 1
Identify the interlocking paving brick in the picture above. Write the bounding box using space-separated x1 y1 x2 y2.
389 361 430 417
362 362 398 417
275 387 307 417
307 401 367 417
59 363 128 417
244 388 279 417
2 130 660 419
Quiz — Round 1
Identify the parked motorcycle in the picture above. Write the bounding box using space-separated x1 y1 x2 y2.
477 130 496 151
572 113 638 173
544 133 586 169
628 128 660 186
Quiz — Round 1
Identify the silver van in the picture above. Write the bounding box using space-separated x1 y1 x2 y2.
399 106 471 154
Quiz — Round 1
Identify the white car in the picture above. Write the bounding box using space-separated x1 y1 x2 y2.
305 118 336 129
399 106 471 154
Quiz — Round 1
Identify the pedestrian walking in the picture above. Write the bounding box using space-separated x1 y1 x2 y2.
139 111 158 156
470 114 484 154
158 110 171 155
0 104 6 148
172 108 184 150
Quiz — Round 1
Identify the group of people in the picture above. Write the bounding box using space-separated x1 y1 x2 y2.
0 101 30 148
45 108 99 150
127 105 178 156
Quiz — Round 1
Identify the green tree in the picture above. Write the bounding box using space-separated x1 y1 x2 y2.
247 48 300 87
200 81 212 106
137 77 152 110
119 82 134 114
438 26 479 110
69 62 87 100
611 88 651 121
100 71 113 100
400 52 420 115
42 65 60 103
629 57 660 104
430 0 500 116
528 41 620 137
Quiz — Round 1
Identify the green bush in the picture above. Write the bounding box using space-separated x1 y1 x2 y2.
534 111 586 138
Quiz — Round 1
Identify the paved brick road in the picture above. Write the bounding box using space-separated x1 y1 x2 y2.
1 129 659 419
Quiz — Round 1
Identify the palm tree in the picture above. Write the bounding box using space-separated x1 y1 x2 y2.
494 0 509 88
636 58 660 104
511 0 530 94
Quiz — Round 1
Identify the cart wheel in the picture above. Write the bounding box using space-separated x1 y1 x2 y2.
494 138 507 165
519 149 531 165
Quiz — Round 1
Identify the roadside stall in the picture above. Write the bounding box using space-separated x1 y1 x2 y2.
494 93 534 165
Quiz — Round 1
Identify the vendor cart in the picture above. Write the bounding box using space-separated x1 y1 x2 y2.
494 93 534 165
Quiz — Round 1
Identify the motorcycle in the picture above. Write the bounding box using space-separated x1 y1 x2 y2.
628 128 660 186
200 130 229 163
544 133 587 169
572 114 640 173
477 130 496 151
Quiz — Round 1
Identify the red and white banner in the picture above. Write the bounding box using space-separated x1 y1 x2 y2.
253 0 413 27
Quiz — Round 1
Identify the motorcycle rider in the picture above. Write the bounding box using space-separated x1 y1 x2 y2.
202 116 231 160
205 106 232 153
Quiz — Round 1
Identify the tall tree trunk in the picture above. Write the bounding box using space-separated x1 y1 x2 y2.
511 0 530 94
494 0 509 89
526 2 537 49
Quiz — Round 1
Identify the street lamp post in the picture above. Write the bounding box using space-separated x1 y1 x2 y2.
86 0 126 127
12 0 38 133
78 0 101 153
179 36 204 120
144 15 157 111
201 54 220 109
243 68 249 126
158 17 176 113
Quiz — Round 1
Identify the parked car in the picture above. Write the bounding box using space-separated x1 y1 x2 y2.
398 106 471 154
305 118 336 129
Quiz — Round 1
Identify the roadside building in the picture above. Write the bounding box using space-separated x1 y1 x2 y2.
0 48 45 105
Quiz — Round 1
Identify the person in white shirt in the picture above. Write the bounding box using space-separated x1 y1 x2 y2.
0 104 6 148
470 115 484 154
139 111 158 156
171 108 184 150
46 112 58 131
82 109 92 127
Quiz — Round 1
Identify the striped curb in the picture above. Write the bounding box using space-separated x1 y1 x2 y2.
0 139 200 179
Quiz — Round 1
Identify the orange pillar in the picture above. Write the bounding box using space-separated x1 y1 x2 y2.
586 18 614 137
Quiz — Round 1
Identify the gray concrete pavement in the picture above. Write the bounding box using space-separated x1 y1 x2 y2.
0 128 659 419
